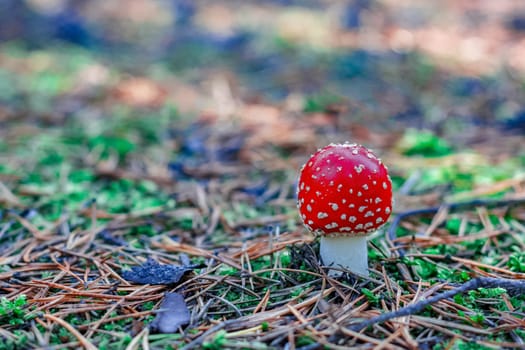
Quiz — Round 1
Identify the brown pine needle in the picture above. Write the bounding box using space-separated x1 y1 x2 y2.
44 314 97 350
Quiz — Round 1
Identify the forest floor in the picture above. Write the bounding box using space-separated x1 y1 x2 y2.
1 1 525 349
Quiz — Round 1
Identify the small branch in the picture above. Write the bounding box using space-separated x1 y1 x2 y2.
350 277 525 332
180 321 231 350
44 314 98 350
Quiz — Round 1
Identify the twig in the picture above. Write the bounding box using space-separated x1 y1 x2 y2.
350 277 525 332
180 321 232 350
44 314 97 350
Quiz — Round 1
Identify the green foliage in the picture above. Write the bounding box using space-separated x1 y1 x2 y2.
303 93 342 113
280 251 291 266
88 135 136 159
468 312 485 324
507 251 525 272
290 286 307 299
0 295 30 326
440 339 494 350
449 271 472 283
218 266 239 276
453 288 506 313
0 330 32 350
388 175 405 191
97 334 132 349
68 169 95 183
296 335 316 347
361 288 380 305
397 129 452 157
422 245 458 256
203 330 228 350
412 258 438 279
445 217 462 234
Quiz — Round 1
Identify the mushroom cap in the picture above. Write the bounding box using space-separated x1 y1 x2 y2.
297 143 393 237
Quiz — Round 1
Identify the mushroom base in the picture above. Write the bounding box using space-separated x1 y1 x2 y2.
320 235 369 277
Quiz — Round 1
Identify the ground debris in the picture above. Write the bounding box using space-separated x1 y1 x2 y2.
121 258 201 285
150 292 190 333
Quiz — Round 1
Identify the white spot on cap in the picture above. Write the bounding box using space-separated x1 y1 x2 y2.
364 211 374 218
352 149 359 155
341 214 347 220
306 204 312 212
349 216 357 223
385 207 391 214
354 164 365 173
308 220 314 225
349 189 353 194
316 191 322 197
306 186 310 192
349 204 355 208
362 184 369 190
315 167 321 171
337 184 343 192
357 191 363 197
340 227 352 231
376 217 384 224
312 175 318 179
364 222 373 229
318 212 328 219
359 206 367 212
325 222 338 229
331 203 339 211
342 199 347 204
337 166 342 172
355 223 363 230
383 182 388 189
375 197 382 204
329 181 334 186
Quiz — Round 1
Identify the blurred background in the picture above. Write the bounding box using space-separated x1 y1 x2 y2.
1 0 525 202
2 3 525 348
1 0 525 133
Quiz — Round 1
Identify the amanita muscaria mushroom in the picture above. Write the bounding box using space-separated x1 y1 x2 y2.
297 143 393 276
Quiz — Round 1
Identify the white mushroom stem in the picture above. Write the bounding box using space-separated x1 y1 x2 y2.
320 235 369 277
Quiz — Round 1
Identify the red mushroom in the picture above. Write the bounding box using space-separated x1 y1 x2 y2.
297 143 393 276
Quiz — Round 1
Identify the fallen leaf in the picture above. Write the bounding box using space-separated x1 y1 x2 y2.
150 292 190 333
121 258 199 285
